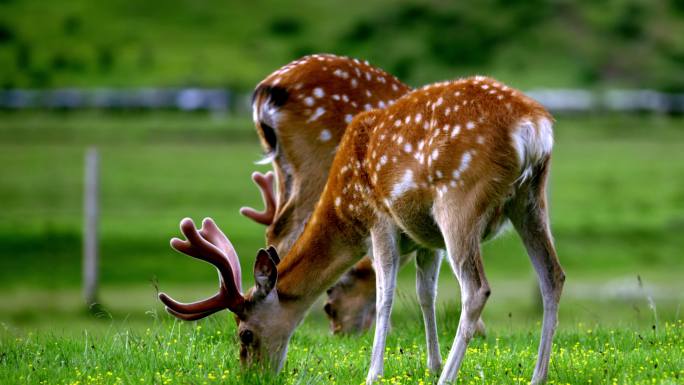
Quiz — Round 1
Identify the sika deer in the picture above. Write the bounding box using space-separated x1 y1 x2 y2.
244 55 488 340
159 76 565 385
241 54 434 336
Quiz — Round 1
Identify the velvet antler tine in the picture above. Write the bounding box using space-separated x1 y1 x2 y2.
240 171 277 225
172 223 243 301
160 218 246 318
158 291 225 314
200 218 242 291
164 306 222 321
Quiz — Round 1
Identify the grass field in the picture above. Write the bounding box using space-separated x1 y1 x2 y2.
0 111 683 383
2 317 683 385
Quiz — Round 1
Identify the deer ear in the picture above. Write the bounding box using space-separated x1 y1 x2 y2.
254 249 277 299
266 246 280 265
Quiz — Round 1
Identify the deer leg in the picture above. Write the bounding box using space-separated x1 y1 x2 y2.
434 209 490 385
366 219 400 385
508 170 565 385
415 248 442 373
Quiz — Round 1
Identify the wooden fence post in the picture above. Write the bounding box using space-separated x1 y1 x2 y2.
83 147 100 305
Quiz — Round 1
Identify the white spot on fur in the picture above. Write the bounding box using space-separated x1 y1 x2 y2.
333 69 348 78
404 143 412 153
319 129 332 142
431 149 439 160
335 197 341 207
313 88 325 98
308 107 325 122
466 121 475 130
451 124 461 138
391 170 416 200
415 113 422 123
304 97 315 107
345 114 353 124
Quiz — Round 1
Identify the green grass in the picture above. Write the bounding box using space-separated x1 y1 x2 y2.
0 112 683 383
1 314 682 385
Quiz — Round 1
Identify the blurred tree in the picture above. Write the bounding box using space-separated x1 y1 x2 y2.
0 21 14 44
269 17 302 36
62 15 82 36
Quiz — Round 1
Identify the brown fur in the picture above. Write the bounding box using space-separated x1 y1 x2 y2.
252 54 409 253
250 54 412 332
275 77 551 298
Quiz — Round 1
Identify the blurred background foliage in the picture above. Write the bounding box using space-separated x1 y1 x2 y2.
1 0 684 91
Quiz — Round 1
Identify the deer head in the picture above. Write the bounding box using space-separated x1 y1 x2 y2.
158 218 294 371
323 259 376 334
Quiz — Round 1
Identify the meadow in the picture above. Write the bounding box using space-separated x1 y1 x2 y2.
0 111 683 384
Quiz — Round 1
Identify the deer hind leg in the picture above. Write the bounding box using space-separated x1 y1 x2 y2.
507 159 565 385
415 248 443 372
433 203 491 385
366 217 400 385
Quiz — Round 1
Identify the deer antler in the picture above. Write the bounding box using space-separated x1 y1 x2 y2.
158 217 245 319
240 171 277 225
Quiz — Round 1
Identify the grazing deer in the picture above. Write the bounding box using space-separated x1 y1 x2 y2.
240 54 438 336
241 54 482 339
159 76 565 385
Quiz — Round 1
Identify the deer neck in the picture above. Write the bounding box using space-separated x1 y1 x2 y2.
275 191 367 311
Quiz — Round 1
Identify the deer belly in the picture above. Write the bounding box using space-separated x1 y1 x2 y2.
389 200 445 249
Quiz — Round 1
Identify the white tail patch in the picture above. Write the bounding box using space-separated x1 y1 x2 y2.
511 117 554 184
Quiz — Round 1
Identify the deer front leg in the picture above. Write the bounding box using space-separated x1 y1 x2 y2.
415 248 442 373
366 218 400 385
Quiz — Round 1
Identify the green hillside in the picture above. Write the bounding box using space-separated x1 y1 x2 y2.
1 0 683 91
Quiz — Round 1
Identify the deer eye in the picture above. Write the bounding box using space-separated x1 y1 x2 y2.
239 329 254 345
